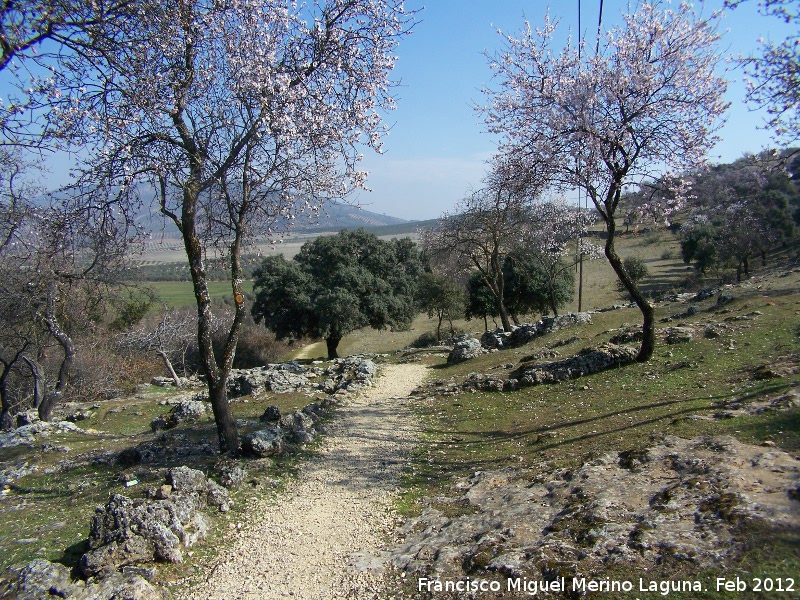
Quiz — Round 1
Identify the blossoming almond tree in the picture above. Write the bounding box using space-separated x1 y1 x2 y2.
49 0 412 453
519 197 600 316
484 1 729 361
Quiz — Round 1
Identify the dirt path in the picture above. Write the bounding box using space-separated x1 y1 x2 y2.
291 340 326 361
178 363 428 600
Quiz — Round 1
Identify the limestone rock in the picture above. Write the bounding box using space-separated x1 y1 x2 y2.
663 326 694 344
150 400 207 432
280 411 316 444
481 329 510 349
81 467 226 577
259 405 281 422
518 344 638 385
508 324 539 347
447 336 487 363
265 370 310 393
0 559 84 599
242 427 285 457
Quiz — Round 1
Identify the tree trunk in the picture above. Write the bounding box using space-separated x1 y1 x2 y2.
548 277 559 317
605 216 655 362
326 336 341 359
43 281 74 394
492 254 513 332
22 356 46 409
497 302 512 332
37 391 60 423
0 361 12 430
157 350 182 388
435 315 443 342
177 181 239 455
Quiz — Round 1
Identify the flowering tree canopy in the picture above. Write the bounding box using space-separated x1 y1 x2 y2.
484 1 728 361
421 182 531 333
43 0 413 453
519 198 599 316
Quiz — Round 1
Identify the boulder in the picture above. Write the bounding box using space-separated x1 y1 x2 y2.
447 336 487 363
319 378 338 394
480 329 509 349
664 326 694 344
242 426 285 457
81 494 191 575
280 411 316 443
355 360 377 381
82 570 169 600
716 291 734 306
0 559 170 600
518 344 638 385
507 324 539 347
150 400 207 432
259 405 281 422
167 465 208 494
172 400 207 422
265 370 309 393
216 463 247 489
0 559 84 599
80 467 227 577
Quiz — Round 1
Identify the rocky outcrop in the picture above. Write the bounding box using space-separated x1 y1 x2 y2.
388 436 800 580
516 344 638 385
330 356 380 392
80 466 229 577
226 356 380 398
227 362 313 397
150 399 208 431
0 420 86 450
447 336 487 363
0 559 168 600
242 426 285 457
242 396 340 457
471 313 594 356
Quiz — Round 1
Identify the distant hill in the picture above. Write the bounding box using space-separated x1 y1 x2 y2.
134 197 412 239
287 202 411 232
44 182 413 238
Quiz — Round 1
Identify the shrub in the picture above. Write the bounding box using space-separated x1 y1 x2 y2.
617 256 650 295
410 331 439 348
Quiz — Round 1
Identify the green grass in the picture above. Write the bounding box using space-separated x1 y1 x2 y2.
0 377 328 575
391 260 800 597
147 280 254 309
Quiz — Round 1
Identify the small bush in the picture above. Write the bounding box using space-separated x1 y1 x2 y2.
617 256 650 293
661 249 674 260
232 322 294 368
410 331 439 348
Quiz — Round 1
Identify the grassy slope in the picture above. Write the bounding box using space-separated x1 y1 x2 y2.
0 386 316 573
387 239 800 598
2 228 798 596
297 227 799 597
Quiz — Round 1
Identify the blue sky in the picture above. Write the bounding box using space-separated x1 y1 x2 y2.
354 0 796 221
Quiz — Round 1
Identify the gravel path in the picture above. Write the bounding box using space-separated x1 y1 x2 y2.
179 363 428 600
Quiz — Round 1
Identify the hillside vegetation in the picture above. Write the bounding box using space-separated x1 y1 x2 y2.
1 222 798 599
